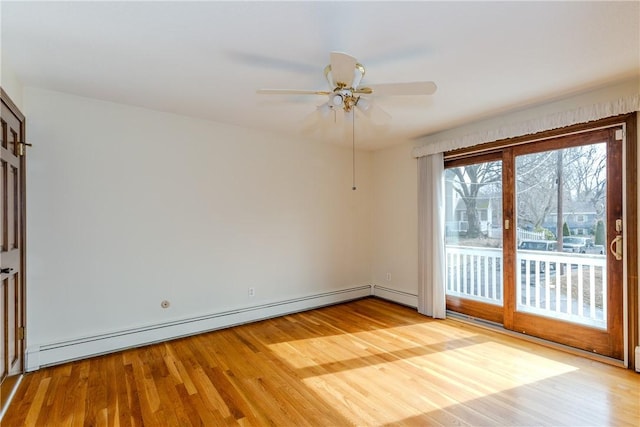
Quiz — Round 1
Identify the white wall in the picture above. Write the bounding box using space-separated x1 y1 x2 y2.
23 87 373 366
0 54 24 109
370 141 419 305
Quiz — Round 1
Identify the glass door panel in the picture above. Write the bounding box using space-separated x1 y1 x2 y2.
445 157 503 323
515 143 607 328
510 128 623 359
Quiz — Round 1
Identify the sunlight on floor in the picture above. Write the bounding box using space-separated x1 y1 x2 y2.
267 321 481 369
268 324 579 426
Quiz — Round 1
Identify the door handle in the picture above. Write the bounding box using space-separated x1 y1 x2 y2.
1 267 13 274
609 235 623 261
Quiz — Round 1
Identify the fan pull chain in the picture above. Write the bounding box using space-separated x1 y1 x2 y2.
352 111 356 191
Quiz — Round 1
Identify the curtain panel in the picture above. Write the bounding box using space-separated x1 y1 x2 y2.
417 153 446 319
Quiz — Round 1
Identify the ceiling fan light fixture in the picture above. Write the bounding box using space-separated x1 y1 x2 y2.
356 97 371 114
323 64 334 88
331 93 344 107
352 63 365 88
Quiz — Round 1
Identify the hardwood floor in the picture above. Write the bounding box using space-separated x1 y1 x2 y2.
3 298 639 426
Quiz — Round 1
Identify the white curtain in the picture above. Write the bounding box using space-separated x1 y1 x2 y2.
417 153 446 318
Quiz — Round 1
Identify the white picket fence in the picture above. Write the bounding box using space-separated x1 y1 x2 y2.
446 245 606 328
486 226 545 241
517 228 545 241
446 246 503 304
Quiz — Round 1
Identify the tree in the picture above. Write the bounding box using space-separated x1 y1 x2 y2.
515 144 607 237
515 151 558 229
447 161 501 238
563 144 607 215
562 222 570 237
594 220 605 245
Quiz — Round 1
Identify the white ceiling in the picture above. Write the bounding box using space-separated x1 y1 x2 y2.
2 1 639 150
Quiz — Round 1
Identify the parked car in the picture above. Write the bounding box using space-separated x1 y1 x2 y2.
562 237 603 254
519 240 557 251
519 240 557 273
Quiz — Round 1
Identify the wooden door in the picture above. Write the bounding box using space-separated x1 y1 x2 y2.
0 88 26 412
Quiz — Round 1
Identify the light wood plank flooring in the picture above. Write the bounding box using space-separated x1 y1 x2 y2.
3 298 639 426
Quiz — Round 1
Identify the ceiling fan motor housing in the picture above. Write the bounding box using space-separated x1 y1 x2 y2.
330 89 359 111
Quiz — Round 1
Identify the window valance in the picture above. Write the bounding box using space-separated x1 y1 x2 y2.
412 94 640 158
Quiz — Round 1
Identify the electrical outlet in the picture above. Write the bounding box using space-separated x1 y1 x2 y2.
248 287 255 297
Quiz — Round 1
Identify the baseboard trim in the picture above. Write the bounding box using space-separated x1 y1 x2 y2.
372 285 418 308
26 285 372 371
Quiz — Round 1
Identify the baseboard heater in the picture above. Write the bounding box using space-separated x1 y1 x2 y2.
26 285 372 371
371 285 418 308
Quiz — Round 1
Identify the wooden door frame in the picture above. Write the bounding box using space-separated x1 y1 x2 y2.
0 87 27 415
624 113 638 371
444 113 638 369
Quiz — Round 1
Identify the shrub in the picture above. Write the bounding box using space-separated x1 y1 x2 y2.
535 226 555 241
594 220 605 245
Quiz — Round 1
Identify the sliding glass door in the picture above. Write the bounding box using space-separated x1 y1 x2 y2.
445 126 624 359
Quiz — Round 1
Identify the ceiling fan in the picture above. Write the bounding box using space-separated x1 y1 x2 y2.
257 52 437 123
257 52 437 191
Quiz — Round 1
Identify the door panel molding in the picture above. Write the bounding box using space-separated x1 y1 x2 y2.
0 87 26 417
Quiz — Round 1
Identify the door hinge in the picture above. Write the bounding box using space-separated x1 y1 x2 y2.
18 326 25 340
18 141 33 156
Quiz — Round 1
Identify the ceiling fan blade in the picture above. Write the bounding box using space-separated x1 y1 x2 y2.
316 102 333 119
356 98 392 126
226 50 317 74
366 81 437 96
300 108 325 135
353 87 373 94
300 104 350 141
329 52 357 87
257 89 331 96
